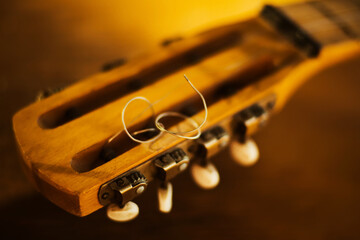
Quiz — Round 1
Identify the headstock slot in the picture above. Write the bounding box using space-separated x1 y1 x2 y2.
38 30 241 129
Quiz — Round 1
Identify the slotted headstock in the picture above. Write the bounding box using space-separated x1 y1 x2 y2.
13 0 360 220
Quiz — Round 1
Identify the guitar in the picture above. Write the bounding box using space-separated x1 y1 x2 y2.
12 0 360 222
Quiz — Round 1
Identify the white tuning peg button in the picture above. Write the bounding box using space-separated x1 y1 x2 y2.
158 182 173 213
230 138 259 167
106 201 139 222
190 162 220 189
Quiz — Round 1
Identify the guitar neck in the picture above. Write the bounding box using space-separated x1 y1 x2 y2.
262 0 360 57
260 0 360 109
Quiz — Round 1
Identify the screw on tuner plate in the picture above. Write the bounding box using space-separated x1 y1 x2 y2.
190 126 229 189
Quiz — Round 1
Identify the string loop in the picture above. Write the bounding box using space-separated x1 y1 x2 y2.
118 74 207 144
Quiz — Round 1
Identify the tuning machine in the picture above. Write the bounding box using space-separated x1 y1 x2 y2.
196 126 230 160
99 171 147 222
190 126 229 189
230 97 275 166
154 148 190 182
154 148 189 213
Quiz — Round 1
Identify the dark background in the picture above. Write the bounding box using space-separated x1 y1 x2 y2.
1 1 360 239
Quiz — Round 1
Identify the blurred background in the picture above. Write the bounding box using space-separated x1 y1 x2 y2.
1 0 360 239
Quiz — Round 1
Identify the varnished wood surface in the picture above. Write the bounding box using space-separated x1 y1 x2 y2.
1 0 360 239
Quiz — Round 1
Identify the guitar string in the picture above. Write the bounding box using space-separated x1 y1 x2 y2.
290 5 360 40
107 79 184 144
107 77 186 143
155 74 208 136
108 74 207 144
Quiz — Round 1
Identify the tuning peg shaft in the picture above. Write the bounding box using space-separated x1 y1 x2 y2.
230 138 259 166
158 182 173 213
190 162 220 189
106 201 139 222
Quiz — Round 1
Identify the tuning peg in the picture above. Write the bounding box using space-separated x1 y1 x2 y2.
158 182 173 213
36 87 65 101
188 126 227 189
161 36 183 47
230 138 259 167
101 58 126 72
190 162 220 189
106 201 139 222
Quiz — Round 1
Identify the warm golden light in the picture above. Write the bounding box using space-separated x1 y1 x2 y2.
3 0 360 238
30 0 304 59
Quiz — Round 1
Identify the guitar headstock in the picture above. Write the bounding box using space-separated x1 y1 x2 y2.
12 0 360 221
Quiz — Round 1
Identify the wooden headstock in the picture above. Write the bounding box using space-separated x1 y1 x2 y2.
12 0 360 220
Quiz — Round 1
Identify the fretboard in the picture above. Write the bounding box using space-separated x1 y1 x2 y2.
261 0 360 57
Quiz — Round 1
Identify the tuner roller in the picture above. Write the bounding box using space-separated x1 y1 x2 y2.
190 162 220 189
158 182 173 213
230 138 259 167
106 201 139 222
